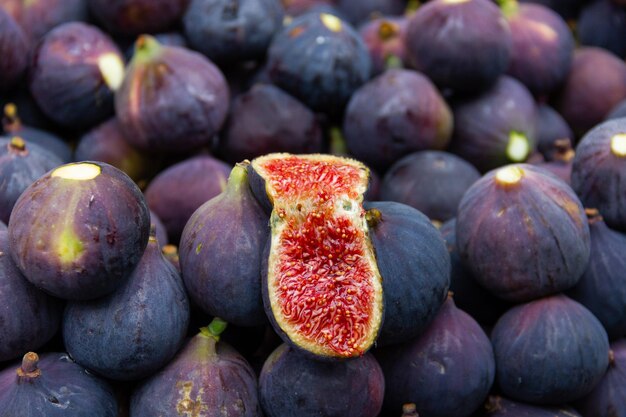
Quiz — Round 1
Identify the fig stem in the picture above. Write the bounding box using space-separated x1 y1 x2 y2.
200 317 228 342
17 352 42 380
225 163 249 194
133 35 163 63
9 136 26 152
329 127 349 156
385 54 403 71
365 208 382 228
497 0 518 17
2 103 21 132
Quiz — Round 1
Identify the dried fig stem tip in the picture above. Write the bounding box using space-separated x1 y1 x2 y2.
610 133 626 157
495 165 524 186
17 352 41 379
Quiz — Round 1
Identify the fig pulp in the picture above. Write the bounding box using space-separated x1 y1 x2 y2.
250 153 383 359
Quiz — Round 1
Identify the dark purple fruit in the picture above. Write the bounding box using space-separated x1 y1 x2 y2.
0 221 6 231
0 352 118 416
535 104 574 161
0 7 29 93
63 230 190 380
572 117 626 231
150 210 168 247
180 163 269 327
87 0 189 37
281 0 334 16
575 339 626 417
184 0 284 64
578 0 626 59
130 318 262 416
358 16 407 76
0 136 63 224
216 83 324 164
380 151 481 223
491 294 610 405
519 0 585 21
377 296 495 417
115 35 230 153
29 22 125 130
336 0 405 26
532 138 574 185
405 0 512 94
0 231 62 362
8 161 150 300
482 395 582 417
607 98 626 120
343 69 453 173
457 164 590 302
259 344 385 417
145 154 230 244
450 76 537 172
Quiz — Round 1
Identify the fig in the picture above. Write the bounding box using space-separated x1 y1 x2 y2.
267 12 371 117
343 69 453 173
130 318 261 416
281 0 335 16
250 153 383 359
450 76 537 172
259 343 385 417
0 221 6 231
216 83 324 164
607 99 626 120
184 0 284 64
358 17 408 76
0 136 63 224
532 138 573 185
380 151 481 223
482 396 582 417
0 352 118 416
0 231 62 362
519 0 585 20
457 164 590 302
336 0 405 25
405 0 512 94
63 229 190 380
150 210 168 247
572 117 626 232
29 22 125 130
491 294 610 405
575 339 626 417
115 35 230 153
365 201 450 346
0 7 29 93
8 161 150 300
145 154 230 244
535 104 573 161
87 0 189 37
578 0 626 59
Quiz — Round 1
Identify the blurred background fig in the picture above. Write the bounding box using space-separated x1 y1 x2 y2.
535 104 574 161
335 0 405 26
519 0 586 21
577 0 626 59
482 395 583 417
358 16 407 76
0 7 29 93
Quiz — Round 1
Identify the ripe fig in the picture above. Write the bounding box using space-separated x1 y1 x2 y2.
336 0 405 26
0 7 29 93
535 104 573 161
531 138 574 185
8 161 150 300
482 396 582 417
578 0 626 59
607 99 626 121
358 17 408 76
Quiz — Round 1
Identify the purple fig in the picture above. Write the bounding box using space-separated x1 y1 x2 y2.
358 16 408 77
0 7 29 93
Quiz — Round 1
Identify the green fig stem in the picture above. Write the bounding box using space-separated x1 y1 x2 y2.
405 0 421 15
365 208 383 228
200 317 228 342
585 208 603 225
17 352 41 380
2 103 21 132
132 35 163 64
497 0 518 17
385 54 403 71
9 136 26 152
225 162 250 194
329 127 349 156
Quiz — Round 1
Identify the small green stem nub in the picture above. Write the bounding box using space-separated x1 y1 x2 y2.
132 35 163 64
365 208 383 228
3 103 21 132
497 0 519 17
225 162 250 194
200 317 228 342
385 55 403 71
329 127 349 156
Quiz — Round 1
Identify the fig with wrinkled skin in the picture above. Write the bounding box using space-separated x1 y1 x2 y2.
482 396 582 417
358 17 408 77
63 230 190 381
0 8 29 93
8 161 150 300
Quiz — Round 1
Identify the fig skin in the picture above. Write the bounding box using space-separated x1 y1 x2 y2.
131 320 262 417
535 104 574 161
0 8 29 93
184 0 285 64
63 233 190 381
336 0 405 26
405 0 512 94
456 164 590 302
365 201 451 346
482 395 582 417
376 296 495 417
343 69 453 173
8 161 151 301
491 295 610 405
281 0 335 16
145 154 230 244
578 0 626 59
607 99 626 121
0 136 63 224
380 151 481 224
0 352 118 417
519 0 586 20
572 117 626 232
87 0 189 37
29 22 125 130
259 344 385 417
358 17 408 77
0 232 62 362
115 36 230 153
150 210 168 247
216 83 324 164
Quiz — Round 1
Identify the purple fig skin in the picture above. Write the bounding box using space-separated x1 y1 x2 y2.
456 164 590 302
607 99 626 121
491 295 610 405
0 8 29 93
150 210 169 247
574 339 626 417
0 352 118 417
572 117 626 232
554 47 626 138
578 0 626 59
518 0 585 21
376 296 495 417
450 76 537 173
380 151 481 223
505 3 574 98
0 0 88 42
0 136 63 224
123 32 188 61
282 0 335 16
8 161 151 300
0 221 6 231
358 17 408 77
115 36 230 153
535 104 574 161
130 327 262 417
336 0 405 26
343 69 453 173
405 0 512 94
88 0 189 37
259 344 385 417
532 138 574 185
483 395 582 417
179 164 270 327
145 155 230 244
29 22 125 130
0 232 62 362
63 234 190 381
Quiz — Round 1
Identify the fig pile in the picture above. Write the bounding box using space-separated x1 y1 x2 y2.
1 1 625 416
